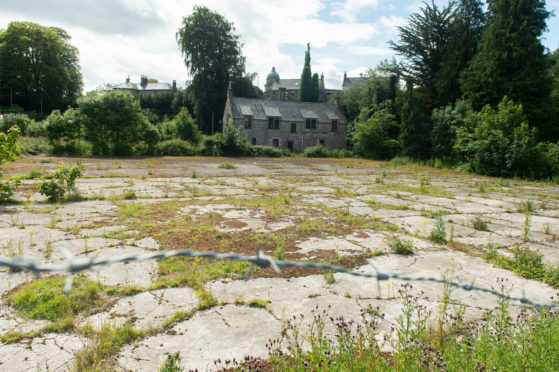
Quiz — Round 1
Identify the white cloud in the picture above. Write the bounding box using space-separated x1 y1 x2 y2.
331 0 379 23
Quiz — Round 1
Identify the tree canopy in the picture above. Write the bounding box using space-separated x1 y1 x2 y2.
0 22 83 113
176 6 245 133
461 0 554 138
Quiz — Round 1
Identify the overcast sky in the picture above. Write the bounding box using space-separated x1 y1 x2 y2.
1 0 558 93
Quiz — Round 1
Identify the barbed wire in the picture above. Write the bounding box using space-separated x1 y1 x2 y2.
0 248 557 309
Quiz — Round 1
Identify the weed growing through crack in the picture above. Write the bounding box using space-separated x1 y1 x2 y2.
524 213 532 242
388 236 414 255
472 216 489 231
159 352 185 372
517 199 534 213
430 216 447 244
219 162 236 169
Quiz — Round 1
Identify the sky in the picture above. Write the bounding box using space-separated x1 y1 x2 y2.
1 0 558 93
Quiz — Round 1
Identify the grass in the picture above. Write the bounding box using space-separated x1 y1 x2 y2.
153 256 249 290
6 275 104 321
484 245 559 288
219 162 236 169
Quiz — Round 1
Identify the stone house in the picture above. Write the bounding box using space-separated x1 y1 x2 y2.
112 75 177 96
223 86 347 152
342 71 366 91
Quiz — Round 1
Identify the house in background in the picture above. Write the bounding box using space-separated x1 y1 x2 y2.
342 71 366 91
223 85 347 152
264 67 339 103
111 75 177 96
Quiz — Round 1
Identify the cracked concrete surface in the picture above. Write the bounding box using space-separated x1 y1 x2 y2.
1 157 558 371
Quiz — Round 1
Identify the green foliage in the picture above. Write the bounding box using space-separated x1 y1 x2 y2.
173 107 200 142
430 216 448 244
399 80 432 158
250 145 291 157
455 96 556 179
154 139 198 156
78 91 158 155
354 106 401 159
430 100 472 158
302 144 329 158
0 113 33 135
6 275 103 321
45 108 83 153
177 6 245 133
159 352 184 372
0 22 82 112
211 120 250 156
0 125 20 165
388 236 414 255
39 162 83 202
461 0 554 139
472 216 489 231
299 43 315 102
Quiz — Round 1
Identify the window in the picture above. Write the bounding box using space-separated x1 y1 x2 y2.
273 138 279 147
331 120 338 132
290 123 297 133
305 118 317 129
268 117 280 129
251 138 256 145
319 139 325 146
244 116 252 129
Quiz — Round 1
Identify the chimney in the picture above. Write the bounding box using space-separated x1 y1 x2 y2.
320 73 325 91
140 75 148 89
279 87 286 101
126 76 130 84
227 81 233 101
335 94 341 108
172 80 177 91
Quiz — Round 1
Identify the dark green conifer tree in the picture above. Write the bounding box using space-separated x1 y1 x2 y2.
461 0 554 139
299 43 314 102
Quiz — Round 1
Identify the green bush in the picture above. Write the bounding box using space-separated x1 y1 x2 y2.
354 107 401 159
302 144 329 158
26 120 48 137
78 91 158 155
250 145 290 157
154 139 198 156
430 216 447 244
201 121 249 157
39 162 83 202
388 236 414 255
173 107 200 143
0 113 33 135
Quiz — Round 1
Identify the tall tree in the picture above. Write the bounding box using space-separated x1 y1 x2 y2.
311 73 320 102
389 1 456 109
0 22 83 112
177 6 245 133
461 0 554 139
299 43 315 102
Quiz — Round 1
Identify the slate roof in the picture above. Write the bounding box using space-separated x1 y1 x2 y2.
342 77 366 90
229 97 344 122
113 82 173 91
267 79 301 91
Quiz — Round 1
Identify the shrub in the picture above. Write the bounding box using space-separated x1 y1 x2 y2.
0 113 33 135
39 162 83 202
79 91 157 155
250 145 290 157
154 139 198 156
354 107 401 159
302 144 329 158
173 107 200 143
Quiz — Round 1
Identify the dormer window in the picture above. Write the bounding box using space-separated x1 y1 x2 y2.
268 117 280 130
305 118 317 129
244 116 252 129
